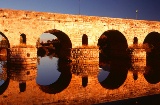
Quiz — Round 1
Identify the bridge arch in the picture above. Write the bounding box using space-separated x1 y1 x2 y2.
44 29 72 48
0 32 10 61
0 32 10 48
143 32 160 54
40 29 72 58
98 30 128 59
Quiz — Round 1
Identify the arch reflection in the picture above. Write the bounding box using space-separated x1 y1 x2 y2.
99 59 129 89
144 56 160 84
0 32 10 94
0 61 9 95
38 58 72 94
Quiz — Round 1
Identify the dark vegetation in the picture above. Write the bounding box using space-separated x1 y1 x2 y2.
37 38 61 57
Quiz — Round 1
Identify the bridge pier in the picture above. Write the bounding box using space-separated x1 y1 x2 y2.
70 47 99 87
129 44 147 81
9 46 37 65
3 45 38 92
130 48 146 60
70 47 99 62
131 48 146 69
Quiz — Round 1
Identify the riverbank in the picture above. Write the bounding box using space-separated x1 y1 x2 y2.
96 94 160 105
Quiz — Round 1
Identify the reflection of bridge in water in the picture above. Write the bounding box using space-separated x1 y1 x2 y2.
0 48 160 104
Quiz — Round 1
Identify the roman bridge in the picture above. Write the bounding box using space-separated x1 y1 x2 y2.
0 9 160 59
1 9 160 104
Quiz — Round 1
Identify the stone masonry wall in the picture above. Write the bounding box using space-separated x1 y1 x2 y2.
0 9 160 48
71 47 99 62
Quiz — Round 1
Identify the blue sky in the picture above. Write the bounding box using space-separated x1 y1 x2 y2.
0 0 159 21
0 0 159 41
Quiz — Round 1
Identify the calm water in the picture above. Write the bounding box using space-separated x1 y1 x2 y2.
0 50 160 105
36 56 60 85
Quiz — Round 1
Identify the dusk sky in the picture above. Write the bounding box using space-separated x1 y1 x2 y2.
0 0 160 21
0 0 160 41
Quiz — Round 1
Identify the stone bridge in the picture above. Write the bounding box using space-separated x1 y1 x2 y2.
0 9 160 50
0 8 160 104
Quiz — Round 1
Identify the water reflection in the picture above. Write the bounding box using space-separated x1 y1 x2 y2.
2 46 160 104
98 69 110 83
82 76 88 87
36 57 60 85
37 57 72 94
9 63 37 92
131 59 146 81
71 61 99 87
19 82 26 92
0 61 7 85
133 70 138 80
144 55 160 84
0 61 9 95
98 59 129 89
98 61 110 82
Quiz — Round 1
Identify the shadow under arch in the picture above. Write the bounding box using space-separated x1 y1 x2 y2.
98 30 128 60
143 32 160 84
143 32 160 58
99 59 129 89
43 29 72 59
38 58 72 94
